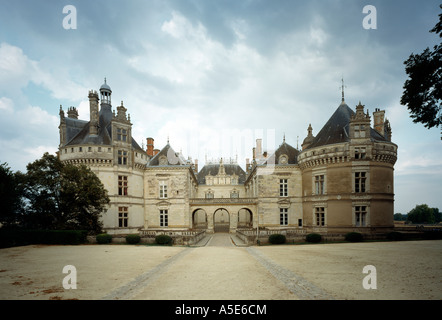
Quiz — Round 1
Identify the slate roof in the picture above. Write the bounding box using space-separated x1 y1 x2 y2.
264 141 300 165
305 101 388 150
197 163 246 184
147 143 188 166
64 105 143 151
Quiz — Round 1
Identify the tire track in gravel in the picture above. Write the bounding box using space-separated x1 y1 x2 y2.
246 247 334 300
101 248 194 300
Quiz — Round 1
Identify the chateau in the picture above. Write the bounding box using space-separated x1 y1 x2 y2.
58 80 398 241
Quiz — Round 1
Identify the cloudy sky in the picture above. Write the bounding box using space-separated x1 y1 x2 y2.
0 0 440 214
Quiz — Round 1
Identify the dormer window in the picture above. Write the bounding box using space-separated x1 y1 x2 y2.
205 190 214 199
159 155 168 166
354 124 366 138
279 154 288 164
230 190 239 199
117 128 127 142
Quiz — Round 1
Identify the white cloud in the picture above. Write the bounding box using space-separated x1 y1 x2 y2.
0 97 14 113
0 42 86 101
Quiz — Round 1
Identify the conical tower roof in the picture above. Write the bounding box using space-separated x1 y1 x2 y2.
305 101 354 149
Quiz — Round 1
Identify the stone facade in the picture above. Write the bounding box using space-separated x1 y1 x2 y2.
58 80 397 236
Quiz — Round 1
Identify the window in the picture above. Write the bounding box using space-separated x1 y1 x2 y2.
298 219 303 227
355 147 366 160
230 190 239 199
118 207 128 228
118 175 128 196
355 172 366 193
280 208 288 226
118 150 128 165
160 209 168 227
205 191 214 199
354 124 366 138
315 207 325 226
355 206 367 227
159 181 168 199
315 175 325 195
279 179 288 197
117 128 127 142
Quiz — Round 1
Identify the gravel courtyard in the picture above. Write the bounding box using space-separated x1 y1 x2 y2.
0 235 440 300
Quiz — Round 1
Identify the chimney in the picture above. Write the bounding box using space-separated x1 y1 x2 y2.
153 149 160 156
67 106 79 119
373 108 385 137
88 90 99 135
256 139 262 157
194 159 198 172
246 158 250 172
146 137 154 157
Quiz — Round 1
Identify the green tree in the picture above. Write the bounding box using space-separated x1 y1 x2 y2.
21 153 109 233
432 207 441 223
407 204 436 224
400 5 442 131
0 163 23 226
394 213 407 221
59 164 110 233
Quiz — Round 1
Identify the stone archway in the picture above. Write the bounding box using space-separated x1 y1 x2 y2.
192 209 207 229
213 208 230 233
237 208 253 228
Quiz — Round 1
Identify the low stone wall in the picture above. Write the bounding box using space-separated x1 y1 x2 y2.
236 228 391 245
140 229 206 245
87 229 206 245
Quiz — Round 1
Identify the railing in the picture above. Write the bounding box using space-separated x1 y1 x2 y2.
237 228 307 237
189 198 258 205
140 229 206 245
236 228 307 244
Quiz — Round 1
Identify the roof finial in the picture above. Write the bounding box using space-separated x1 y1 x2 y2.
104 77 107 84
283 132 286 143
340 77 346 102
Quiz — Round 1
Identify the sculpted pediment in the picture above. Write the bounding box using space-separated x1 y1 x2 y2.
156 200 171 208
277 199 291 207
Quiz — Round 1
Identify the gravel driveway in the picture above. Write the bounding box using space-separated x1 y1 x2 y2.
0 235 440 300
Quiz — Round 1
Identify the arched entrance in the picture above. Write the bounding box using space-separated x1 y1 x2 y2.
237 208 253 228
213 208 230 233
192 209 207 229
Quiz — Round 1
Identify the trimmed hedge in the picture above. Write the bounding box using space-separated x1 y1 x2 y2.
306 233 322 243
345 232 363 242
155 234 173 245
268 234 286 244
96 233 112 244
0 229 88 248
125 234 141 244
